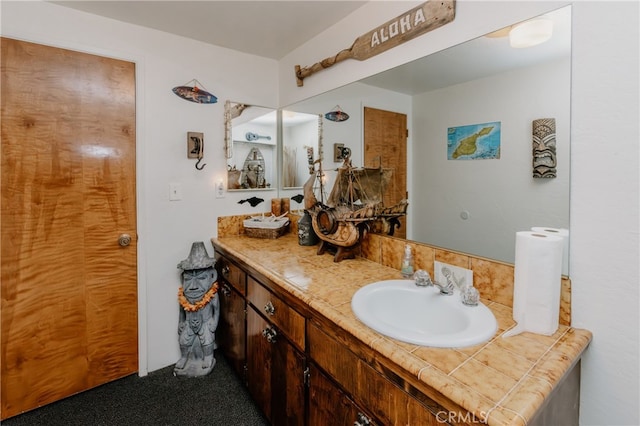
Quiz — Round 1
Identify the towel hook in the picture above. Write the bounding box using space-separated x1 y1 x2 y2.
195 157 206 170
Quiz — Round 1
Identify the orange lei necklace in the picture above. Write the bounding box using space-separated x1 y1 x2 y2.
178 282 219 312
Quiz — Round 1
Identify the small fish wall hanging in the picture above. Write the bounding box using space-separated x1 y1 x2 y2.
325 105 349 122
172 79 217 104
238 197 264 207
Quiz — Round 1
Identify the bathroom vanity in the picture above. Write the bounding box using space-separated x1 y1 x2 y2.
212 234 591 425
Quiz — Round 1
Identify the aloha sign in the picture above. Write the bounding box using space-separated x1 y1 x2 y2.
370 6 429 48
295 0 456 86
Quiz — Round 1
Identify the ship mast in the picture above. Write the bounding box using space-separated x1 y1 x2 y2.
317 114 325 205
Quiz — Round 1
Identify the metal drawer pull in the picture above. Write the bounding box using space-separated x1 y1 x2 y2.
262 326 278 344
354 413 371 426
264 301 275 316
221 265 230 277
221 284 231 297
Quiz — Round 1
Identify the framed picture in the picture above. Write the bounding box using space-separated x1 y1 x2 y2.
447 122 501 160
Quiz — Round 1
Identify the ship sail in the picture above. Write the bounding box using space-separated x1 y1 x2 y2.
327 166 392 207
304 153 408 262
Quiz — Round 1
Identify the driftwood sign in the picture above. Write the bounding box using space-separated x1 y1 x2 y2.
295 0 456 86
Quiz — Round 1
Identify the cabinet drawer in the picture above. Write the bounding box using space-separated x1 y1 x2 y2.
247 276 305 350
216 254 246 295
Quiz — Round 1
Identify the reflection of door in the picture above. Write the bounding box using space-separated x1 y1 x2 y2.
1 38 137 420
364 107 408 239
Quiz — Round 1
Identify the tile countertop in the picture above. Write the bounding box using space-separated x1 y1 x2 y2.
212 234 592 426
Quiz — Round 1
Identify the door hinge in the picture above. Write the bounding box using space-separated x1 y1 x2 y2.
406 128 409 138
303 366 310 387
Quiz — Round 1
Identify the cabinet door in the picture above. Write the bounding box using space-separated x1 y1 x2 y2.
309 321 443 425
218 282 246 380
309 364 376 426
247 307 305 426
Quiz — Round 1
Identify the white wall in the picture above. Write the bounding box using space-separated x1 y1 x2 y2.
280 1 639 424
413 59 570 264
283 119 318 188
1 0 279 373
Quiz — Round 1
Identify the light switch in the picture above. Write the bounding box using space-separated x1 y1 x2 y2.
169 183 182 201
215 180 225 198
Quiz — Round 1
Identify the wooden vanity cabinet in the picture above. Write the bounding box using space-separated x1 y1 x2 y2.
215 254 247 380
246 276 306 426
308 320 447 426
214 248 460 426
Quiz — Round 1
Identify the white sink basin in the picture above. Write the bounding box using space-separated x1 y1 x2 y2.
351 280 497 348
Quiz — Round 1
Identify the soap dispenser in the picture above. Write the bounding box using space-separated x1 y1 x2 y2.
401 244 414 278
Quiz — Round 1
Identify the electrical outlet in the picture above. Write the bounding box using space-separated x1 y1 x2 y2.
434 261 473 289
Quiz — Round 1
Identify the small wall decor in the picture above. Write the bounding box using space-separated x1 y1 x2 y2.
333 143 352 162
238 197 264 207
294 0 455 86
325 105 350 122
241 147 268 188
532 118 557 178
172 79 217 104
245 131 271 141
447 122 501 160
187 131 206 170
227 165 241 189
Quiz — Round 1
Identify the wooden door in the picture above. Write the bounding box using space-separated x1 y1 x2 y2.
364 107 408 238
1 38 137 419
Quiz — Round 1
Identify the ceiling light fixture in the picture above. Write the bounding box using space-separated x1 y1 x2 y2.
509 19 553 48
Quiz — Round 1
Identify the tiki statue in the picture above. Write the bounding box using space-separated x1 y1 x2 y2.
175 242 220 377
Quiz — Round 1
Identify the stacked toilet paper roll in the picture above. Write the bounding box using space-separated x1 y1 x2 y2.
503 231 564 338
531 227 569 276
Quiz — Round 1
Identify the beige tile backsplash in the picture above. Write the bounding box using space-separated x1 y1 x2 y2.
218 214 571 325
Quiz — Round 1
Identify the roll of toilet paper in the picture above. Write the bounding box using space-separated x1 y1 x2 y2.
531 227 569 276
503 231 563 338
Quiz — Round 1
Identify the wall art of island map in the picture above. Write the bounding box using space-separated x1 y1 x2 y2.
447 122 501 160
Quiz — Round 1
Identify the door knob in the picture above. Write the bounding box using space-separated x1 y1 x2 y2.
118 233 132 247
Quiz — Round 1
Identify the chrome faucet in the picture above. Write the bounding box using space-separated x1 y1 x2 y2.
439 267 457 295
413 270 454 295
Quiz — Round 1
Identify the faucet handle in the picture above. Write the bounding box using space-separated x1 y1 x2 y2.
413 270 433 287
461 285 480 306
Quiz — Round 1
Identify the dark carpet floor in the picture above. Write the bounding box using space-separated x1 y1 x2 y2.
2 355 268 426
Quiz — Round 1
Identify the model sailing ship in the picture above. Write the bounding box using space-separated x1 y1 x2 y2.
303 144 408 262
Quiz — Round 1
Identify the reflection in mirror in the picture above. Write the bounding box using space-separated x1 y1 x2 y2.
282 111 319 189
281 6 571 270
225 101 276 190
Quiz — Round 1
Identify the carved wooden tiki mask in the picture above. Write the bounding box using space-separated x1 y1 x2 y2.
532 118 557 178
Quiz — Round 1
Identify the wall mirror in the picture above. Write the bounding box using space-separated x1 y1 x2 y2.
281 110 320 189
225 101 277 190
280 6 571 270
